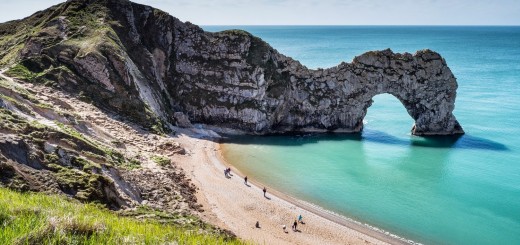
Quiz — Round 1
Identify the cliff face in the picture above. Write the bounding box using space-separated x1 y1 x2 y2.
0 0 463 135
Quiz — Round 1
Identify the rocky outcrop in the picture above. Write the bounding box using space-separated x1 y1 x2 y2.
0 98 195 212
0 0 463 135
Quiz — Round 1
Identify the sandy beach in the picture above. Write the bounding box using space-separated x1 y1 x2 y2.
173 129 410 245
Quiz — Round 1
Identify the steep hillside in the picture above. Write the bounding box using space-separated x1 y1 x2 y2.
0 68 238 242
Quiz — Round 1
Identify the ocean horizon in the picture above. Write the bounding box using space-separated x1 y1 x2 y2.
206 25 520 245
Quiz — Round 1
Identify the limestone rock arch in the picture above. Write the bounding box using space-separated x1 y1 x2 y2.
344 49 464 135
270 49 464 135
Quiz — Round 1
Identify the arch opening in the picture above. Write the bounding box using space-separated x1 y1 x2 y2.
362 93 415 136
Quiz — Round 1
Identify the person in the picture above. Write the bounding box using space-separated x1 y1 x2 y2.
227 167 233 176
283 224 287 233
255 221 260 228
224 169 227 177
293 220 298 231
298 214 303 223
244 176 248 185
263 187 267 197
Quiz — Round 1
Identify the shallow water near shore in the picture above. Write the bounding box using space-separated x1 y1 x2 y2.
205 26 520 245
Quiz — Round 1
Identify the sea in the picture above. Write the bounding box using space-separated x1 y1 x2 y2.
202 26 520 245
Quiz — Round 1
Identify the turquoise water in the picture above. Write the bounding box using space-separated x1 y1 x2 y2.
204 26 520 245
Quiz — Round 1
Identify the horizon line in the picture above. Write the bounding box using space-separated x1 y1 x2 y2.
200 24 520 27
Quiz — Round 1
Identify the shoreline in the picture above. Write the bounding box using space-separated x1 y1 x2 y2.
215 142 415 245
174 128 416 245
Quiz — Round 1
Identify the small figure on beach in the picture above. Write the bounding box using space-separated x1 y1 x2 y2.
298 214 303 224
292 220 298 231
283 224 288 233
244 176 248 185
255 221 260 228
224 168 232 178
263 187 267 197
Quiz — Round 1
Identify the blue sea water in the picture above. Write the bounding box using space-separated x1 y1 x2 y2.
203 26 520 245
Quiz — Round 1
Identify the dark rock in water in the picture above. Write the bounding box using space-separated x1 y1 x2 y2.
0 0 463 135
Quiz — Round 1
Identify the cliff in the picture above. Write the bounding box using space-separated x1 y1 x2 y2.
0 0 463 136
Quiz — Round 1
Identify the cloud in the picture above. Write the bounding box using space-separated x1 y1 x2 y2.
1 0 519 25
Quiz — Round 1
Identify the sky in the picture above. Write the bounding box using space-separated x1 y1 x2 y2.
1 0 519 25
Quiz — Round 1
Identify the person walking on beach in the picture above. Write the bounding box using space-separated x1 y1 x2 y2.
293 220 298 231
263 187 267 197
224 168 231 178
244 176 248 185
298 214 303 223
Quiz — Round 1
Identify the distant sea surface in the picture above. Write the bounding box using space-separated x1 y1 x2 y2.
203 26 520 245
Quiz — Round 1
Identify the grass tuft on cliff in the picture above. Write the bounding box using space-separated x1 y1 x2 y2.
152 155 171 167
0 188 244 244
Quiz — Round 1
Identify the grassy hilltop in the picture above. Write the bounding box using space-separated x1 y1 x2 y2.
0 188 244 244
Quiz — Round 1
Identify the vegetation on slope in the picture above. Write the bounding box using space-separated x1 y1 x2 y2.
0 0 172 135
0 188 243 244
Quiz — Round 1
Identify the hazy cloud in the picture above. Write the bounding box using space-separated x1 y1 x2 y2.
1 0 519 25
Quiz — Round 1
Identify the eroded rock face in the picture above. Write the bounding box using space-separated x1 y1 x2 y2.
173 37 464 135
168 16 463 135
1 0 463 135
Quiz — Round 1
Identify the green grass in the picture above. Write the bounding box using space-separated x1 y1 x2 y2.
0 188 244 244
125 158 141 170
5 64 37 81
152 155 171 167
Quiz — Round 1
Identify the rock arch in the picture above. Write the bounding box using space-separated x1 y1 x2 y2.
344 49 464 135
269 49 464 135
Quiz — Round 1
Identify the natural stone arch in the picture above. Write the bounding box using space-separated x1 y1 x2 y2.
342 49 464 135
263 49 464 135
